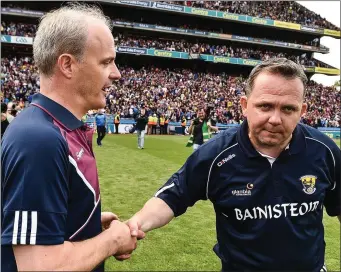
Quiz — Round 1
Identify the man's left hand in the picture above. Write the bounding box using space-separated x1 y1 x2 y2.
101 212 119 230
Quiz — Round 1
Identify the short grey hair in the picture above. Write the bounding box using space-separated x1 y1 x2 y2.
33 2 112 76
245 58 308 97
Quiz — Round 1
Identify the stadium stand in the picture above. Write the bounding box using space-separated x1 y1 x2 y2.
115 32 327 67
1 56 340 128
1 1 340 131
165 1 340 30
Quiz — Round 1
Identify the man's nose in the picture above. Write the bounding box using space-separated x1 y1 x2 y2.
268 109 282 125
109 63 121 81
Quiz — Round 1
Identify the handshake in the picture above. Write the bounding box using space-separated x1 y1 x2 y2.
101 212 145 261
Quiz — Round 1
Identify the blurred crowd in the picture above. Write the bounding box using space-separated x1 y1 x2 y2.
3 1 339 31
1 19 323 50
0 21 328 68
1 57 39 107
116 33 325 67
113 17 321 48
1 57 340 128
167 1 340 30
1 21 37 37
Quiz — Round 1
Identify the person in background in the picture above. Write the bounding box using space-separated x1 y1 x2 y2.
95 109 107 146
18 98 25 109
81 113 87 123
135 108 148 149
147 113 153 135
114 110 120 134
159 113 165 135
152 113 157 135
210 112 219 137
181 115 187 135
187 107 218 151
1 103 9 138
164 114 169 134
6 102 15 123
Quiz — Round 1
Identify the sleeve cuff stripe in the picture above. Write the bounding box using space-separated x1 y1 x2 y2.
154 183 175 197
12 211 38 245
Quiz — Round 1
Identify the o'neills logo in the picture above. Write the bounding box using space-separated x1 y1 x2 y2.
217 154 236 167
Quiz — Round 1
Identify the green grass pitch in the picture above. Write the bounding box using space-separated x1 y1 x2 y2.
94 134 340 271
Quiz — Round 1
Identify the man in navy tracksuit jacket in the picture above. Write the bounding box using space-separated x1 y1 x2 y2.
126 58 340 271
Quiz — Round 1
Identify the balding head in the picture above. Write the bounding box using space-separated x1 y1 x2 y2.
33 2 112 76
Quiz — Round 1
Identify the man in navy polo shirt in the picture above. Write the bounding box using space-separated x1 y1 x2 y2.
126 58 340 271
1 3 142 272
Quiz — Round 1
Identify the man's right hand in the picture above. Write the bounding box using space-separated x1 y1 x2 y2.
125 217 146 238
113 198 174 261
107 219 137 256
114 217 146 261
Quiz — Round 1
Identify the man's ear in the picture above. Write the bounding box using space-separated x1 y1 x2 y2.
57 54 78 79
240 95 248 117
300 102 307 117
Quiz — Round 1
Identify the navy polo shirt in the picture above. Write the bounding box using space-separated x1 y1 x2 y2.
155 120 340 271
1 93 103 272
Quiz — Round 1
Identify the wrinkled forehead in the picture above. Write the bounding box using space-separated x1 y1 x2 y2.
251 72 305 100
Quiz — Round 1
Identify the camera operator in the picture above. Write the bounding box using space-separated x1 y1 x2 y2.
186 106 218 151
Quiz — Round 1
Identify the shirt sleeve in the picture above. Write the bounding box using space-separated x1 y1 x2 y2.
324 144 341 217
1 124 69 246
154 146 214 217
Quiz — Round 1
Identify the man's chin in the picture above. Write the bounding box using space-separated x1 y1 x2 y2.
258 136 283 147
91 101 106 111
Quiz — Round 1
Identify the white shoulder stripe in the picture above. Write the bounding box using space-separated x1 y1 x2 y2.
69 155 96 205
12 211 20 245
206 143 239 199
30 211 37 245
305 137 335 167
155 183 175 197
20 211 28 244
305 137 336 190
